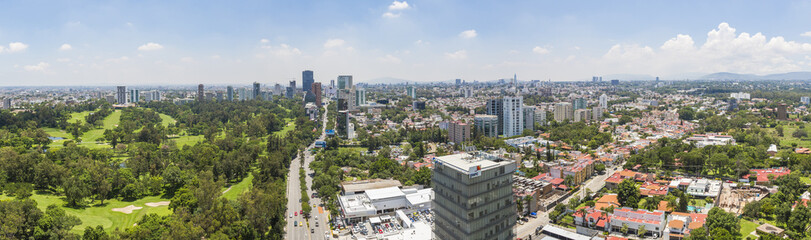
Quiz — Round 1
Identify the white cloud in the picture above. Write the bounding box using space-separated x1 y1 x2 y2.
60 44 73 51
802 31 811 38
445 50 467 60
459 30 477 39
262 43 302 57
388 1 410 10
323 39 346 48
138 42 164 51
382 12 401 18
4 42 28 53
260 38 270 43
601 22 811 76
379 54 401 63
532 46 550 54
24 62 49 72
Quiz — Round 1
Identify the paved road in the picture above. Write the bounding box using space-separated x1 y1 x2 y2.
514 166 620 239
286 102 330 240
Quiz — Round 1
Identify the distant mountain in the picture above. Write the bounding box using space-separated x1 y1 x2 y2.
701 71 811 80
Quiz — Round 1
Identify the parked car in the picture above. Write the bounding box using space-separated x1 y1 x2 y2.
294 212 298 216
289 213 293 218
294 221 298 227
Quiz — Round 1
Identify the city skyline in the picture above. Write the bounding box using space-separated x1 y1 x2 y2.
2 1 811 86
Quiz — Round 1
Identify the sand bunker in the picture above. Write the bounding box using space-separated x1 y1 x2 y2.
222 186 233 194
112 205 143 214
145 201 170 207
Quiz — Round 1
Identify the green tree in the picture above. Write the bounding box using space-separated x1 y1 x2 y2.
617 179 640 208
63 174 91 207
638 224 647 237
706 207 739 238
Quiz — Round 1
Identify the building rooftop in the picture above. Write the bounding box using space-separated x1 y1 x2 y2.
366 186 406 200
341 179 402 194
434 152 512 173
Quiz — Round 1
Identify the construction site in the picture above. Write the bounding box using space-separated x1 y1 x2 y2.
717 183 773 215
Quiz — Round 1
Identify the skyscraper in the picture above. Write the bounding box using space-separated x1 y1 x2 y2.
312 82 322 106
238 88 247 101
337 75 352 90
554 102 573 122
226 86 234 101
130 89 140 103
432 152 516 240
448 121 470 144
406 85 416 98
574 109 590 122
455 78 462 86
303 70 314 94
523 106 535 130
253 82 261 100
474 115 498 138
573 98 586 110
355 89 366 106
116 86 127 104
486 99 504 135
286 87 295 98
777 103 787 120
502 96 523 138
3 98 11 110
289 80 296 90
197 84 204 101
599 94 608 109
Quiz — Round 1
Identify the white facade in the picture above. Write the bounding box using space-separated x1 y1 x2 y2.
730 92 751 100
685 179 722 198
599 94 608 109
502 96 523 137
610 208 666 238
338 186 433 223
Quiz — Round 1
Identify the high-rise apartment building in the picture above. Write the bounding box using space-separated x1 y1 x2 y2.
522 106 535 131
355 89 366 106
226 86 234 101
303 70 314 93
502 97 523 138
592 107 603 121
573 98 586 110
448 121 470 144
116 86 127 104
337 75 353 90
554 102 573 122
486 99 504 135
3 98 11 109
574 109 590 122
535 109 547 126
406 85 416 98
286 87 295 98
130 89 140 103
312 82 322 106
599 94 608 109
777 103 788 120
432 152 516 240
474 115 498 138
197 84 204 101
253 82 261 100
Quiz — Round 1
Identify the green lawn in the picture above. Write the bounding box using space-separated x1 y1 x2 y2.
171 135 205 148
740 219 759 239
801 177 811 185
222 173 253 200
273 118 296 137
0 192 171 234
338 147 367 154
46 110 122 149
69 111 92 124
767 123 811 148
159 113 176 127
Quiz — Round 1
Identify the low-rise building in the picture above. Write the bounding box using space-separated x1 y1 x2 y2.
685 179 722 198
338 186 433 224
664 212 707 240
609 208 666 238
684 133 736 148
742 167 791 184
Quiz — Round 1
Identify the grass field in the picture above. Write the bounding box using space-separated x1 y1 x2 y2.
0 192 171 234
69 111 92 124
801 177 811 185
767 123 811 148
740 219 759 239
46 110 122 149
170 134 205 148
273 118 296 137
222 173 254 200
159 113 176 127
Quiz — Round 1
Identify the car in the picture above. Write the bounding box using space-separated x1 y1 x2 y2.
315 216 318 221
290 213 293 218
294 221 298 227
294 212 298 216
311 228 315 233
300 210 304 214
378 229 383 234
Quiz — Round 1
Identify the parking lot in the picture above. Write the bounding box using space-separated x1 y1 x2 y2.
346 210 434 240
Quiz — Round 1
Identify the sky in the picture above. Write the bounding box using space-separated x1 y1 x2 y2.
2 0 811 86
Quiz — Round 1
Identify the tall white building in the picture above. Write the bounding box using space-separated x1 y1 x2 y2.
502 96 523 137
535 109 547 126
406 85 416 98
599 94 608 109
554 102 573 122
355 89 366 106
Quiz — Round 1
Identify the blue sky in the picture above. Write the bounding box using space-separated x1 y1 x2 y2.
2 0 811 86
